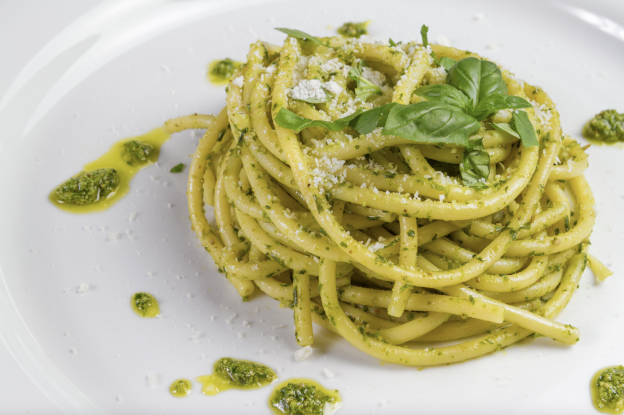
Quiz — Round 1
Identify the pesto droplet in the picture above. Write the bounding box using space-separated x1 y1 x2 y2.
130 292 160 318
208 59 242 85
214 357 275 388
196 358 276 395
592 365 624 414
583 110 624 143
337 21 370 38
169 379 192 398
54 168 120 205
121 140 154 166
269 378 341 415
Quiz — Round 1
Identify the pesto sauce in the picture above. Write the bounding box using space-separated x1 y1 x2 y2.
196 357 276 395
121 140 154 166
130 292 160 318
336 21 370 38
583 110 624 145
208 58 242 85
268 378 341 415
54 169 120 205
592 366 624 414
49 128 170 214
169 379 192 398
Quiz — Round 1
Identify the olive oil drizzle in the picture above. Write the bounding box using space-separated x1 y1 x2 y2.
49 128 170 213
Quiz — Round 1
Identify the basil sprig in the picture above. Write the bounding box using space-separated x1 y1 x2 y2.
274 104 396 135
348 61 383 101
273 24 541 188
275 28 333 48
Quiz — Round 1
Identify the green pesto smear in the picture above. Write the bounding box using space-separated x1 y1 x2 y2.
130 292 160 318
208 58 242 85
169 379 192 398
336 21 370 38
269 378 341 415
49 128 170 214
196 357 276 395
592 366 624 414
583 110 624 145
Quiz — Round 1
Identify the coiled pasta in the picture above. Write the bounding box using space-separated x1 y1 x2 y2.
171 33 594 366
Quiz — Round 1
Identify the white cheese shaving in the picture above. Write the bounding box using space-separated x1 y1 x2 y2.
323 368 336 379
294 345 314 361
76 283 90 294
147 373 157 387
232 76 244 87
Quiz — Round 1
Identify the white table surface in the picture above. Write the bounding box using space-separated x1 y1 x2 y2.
1 0 622 414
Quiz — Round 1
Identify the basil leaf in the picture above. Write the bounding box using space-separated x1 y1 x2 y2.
170 163 185 173
511 110 539 147
274 103 397 135
348 103 397 134
470 94 532 121
447 57 507 108
274 107 365 133
439 57 457 72
414 84 470 111
293 87 334 104
348 61 382 101
490 122 519 138
275 28 333 48
420 24 439 65
460 138 490 189
389 38 402 47
382 101 482 147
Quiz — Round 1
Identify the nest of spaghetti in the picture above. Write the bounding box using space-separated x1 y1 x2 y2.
172 32 595 366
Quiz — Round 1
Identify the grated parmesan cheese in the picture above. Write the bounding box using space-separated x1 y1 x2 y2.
294 345 314 361
232 76 244 87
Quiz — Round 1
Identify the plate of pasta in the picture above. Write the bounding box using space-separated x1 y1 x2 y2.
1 0 623 414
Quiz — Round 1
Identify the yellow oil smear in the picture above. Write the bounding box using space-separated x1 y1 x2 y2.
49 128 170 214
169 379 192 398
591 366 624 414
207 59 242 86
196 357 276 396
268 378 341 415
130 292 160 318
196 373 238 396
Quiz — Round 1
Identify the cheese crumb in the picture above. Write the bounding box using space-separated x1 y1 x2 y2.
147 373 157 387
294 345 314 361
76 283 90 294
323 368 335 379
232 76 244 87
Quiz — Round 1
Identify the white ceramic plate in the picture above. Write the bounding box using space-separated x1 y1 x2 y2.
1 0 623 414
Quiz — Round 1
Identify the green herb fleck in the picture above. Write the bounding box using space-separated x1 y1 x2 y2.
170 163 185 173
